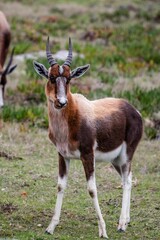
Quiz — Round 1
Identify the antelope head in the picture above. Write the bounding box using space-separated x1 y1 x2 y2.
33 37 90 109
0 48 17 108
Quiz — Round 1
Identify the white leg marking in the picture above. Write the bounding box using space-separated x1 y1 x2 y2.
46 159 70 234
118 171 132 231
88 175 108 239
0 85 4 108
126 172 132 223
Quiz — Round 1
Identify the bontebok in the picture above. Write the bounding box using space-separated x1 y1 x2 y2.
33 37 143 238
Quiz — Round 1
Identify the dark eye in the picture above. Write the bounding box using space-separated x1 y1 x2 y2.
50 76 56 83
66 77 71 84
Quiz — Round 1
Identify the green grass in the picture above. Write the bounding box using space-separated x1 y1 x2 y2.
0 0 160 238
1 105 48 128
0 124 160 239
118 87 160 118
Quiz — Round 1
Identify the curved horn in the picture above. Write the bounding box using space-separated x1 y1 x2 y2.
46 36 57 66
63 37 72 67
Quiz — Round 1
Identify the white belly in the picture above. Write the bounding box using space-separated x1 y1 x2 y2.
57 142 126 164
95 144 122 162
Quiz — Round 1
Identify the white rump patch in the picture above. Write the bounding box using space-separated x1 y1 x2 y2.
0 85 4 108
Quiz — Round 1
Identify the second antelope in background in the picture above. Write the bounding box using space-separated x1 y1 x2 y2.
33 37 143 239
0 11 17 108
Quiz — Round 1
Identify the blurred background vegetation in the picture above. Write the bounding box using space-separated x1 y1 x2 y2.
0 1 160 239
0 0 160 139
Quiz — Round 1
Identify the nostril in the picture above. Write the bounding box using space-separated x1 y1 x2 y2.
61 102 67 107
57 98 67 107
59 101 67 107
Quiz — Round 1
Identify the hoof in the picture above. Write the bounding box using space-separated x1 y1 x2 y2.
101 236 108 239
45 230 51 235
100 235 108 239
100 234 108 239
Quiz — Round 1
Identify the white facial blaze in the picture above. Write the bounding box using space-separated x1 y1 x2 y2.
0 85 4 108
59 65 64 75
57 77 67 105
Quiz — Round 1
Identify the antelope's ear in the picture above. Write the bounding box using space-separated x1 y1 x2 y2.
70 64 90 79
33 61 48 79
6 64 17 75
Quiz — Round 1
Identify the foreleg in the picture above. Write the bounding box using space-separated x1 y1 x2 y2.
46 154 70 234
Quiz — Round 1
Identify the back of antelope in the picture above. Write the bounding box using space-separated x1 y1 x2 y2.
0 11 17 108
33 37 143 239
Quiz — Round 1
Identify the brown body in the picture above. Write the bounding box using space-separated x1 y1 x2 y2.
0 11 17 108
47 85 143 179
0 11 11 71
33 37 143 238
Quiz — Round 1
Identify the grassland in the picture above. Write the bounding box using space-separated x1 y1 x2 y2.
0 0 160 239
0 123 160 240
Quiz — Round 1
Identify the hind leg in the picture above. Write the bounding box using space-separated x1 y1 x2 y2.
118 166 132 231
112 141 132 231
113 162 132 231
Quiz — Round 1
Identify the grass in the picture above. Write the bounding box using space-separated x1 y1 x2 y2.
0 123 160 239
0 0 160 239
1 105 48 128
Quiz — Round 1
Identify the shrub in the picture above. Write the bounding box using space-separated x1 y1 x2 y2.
1 105 48 128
